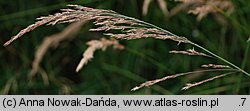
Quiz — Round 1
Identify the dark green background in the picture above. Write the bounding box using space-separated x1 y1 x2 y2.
0 0 249 94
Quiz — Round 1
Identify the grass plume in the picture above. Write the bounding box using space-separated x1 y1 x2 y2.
3 4 250 91
173 0 234 21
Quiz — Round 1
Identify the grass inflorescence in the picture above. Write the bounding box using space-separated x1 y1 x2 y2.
3 4 249 92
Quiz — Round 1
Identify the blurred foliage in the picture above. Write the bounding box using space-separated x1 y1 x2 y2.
0 0 250 94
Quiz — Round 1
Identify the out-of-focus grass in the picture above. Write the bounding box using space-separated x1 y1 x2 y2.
1 0 250 94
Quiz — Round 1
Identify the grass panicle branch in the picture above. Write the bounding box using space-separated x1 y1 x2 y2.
169 48 212 57
182 71 237 90
76 38 124 72
201 64 230 69
131 69 237 91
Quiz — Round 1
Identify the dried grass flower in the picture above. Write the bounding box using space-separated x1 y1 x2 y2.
3 4 249 92
171 0 234 21
76 38 124 72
